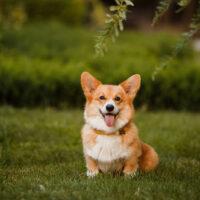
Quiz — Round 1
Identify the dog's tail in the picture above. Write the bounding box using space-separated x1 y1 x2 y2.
139 142 159 171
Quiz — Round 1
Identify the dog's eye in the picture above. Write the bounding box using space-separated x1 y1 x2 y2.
115 96 121 101
99 96 105 100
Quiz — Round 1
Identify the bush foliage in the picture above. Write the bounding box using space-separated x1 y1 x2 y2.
0 23 200 110
1 0 86 26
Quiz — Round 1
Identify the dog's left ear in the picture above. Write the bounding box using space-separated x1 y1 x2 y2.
81 72 101 99
120 74 141 99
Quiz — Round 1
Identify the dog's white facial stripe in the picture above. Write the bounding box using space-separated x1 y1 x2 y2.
84 98 129 133
101 99 119 114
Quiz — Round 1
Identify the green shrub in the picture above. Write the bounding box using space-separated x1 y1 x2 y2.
1 0 86 26
0 23 200 110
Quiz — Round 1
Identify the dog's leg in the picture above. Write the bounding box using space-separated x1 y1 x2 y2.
85 156 99 177
123 156 138 177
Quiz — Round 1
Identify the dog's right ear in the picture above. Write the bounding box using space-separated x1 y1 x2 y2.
120 74 141 100
81 72 101 99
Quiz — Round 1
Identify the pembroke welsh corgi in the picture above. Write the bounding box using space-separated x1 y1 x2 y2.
81 72 158 177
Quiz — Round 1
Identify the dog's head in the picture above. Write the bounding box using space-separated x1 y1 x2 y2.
81 72 141 133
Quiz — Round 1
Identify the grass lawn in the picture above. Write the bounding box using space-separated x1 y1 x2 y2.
0 106 200 200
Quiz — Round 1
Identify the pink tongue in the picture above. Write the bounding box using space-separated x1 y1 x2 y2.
105 115 115 127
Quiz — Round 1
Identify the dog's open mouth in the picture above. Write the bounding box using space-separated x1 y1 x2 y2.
99 109 119 127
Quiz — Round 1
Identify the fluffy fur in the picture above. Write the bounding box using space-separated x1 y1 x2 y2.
81 72 158 177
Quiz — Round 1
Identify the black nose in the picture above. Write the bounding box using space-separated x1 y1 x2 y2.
106 104 114 112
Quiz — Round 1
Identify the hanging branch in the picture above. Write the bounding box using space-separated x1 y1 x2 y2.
152 0 200 80
95 0 200 80
95 0 134 56
152 0 172 26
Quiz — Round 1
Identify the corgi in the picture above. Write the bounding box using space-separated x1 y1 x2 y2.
81 72 158 177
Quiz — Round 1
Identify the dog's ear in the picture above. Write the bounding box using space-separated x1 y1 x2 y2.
120 74 141 99
81 72 101 99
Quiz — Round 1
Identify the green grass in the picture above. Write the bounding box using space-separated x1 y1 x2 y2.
0 106 200 199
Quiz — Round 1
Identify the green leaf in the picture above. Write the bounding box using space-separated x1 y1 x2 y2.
178 0 191 7
105 18 114 24
125 0 134 6
114 24 119 37
119 20 123 31
176 0 192 13
115 0 121 5
110 6 119 11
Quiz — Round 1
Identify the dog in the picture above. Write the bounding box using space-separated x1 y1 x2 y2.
81 72 158 177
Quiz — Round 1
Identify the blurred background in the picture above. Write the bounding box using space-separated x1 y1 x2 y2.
0 0 200 110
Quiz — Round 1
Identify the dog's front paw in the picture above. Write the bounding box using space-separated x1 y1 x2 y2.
86 170 99 178
124 169 138 177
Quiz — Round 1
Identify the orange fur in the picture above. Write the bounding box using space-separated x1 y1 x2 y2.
86 156 99 172
81 72 158 176
139 142 159 171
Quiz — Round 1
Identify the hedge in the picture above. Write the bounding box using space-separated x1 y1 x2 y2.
0 23 200 110
1 0 86 26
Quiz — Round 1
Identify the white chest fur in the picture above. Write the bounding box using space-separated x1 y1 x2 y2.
86 134 131 163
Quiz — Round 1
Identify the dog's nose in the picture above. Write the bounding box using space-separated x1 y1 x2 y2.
106 104 114 112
